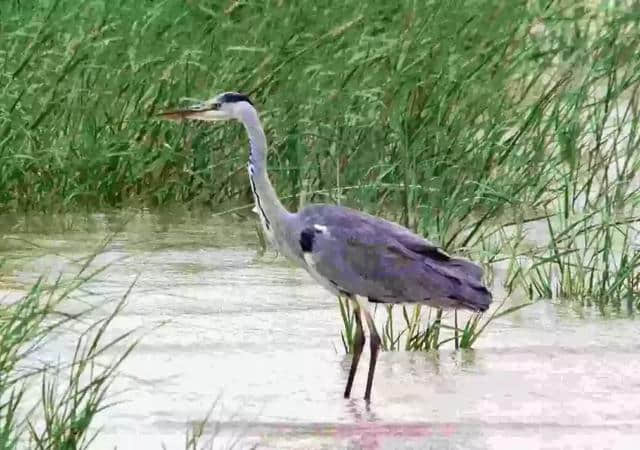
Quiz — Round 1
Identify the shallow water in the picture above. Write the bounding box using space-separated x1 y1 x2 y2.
2 211 639 449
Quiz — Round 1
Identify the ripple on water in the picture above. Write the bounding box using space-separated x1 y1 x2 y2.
2 211 639 449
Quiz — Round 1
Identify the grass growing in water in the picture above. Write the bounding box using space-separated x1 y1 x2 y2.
0 255 136 449
339 295 534 354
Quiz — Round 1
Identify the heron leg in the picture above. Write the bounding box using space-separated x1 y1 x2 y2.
361 299 381 402
344 298 365 399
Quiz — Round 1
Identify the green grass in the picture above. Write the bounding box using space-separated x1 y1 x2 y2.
0 252 137 449
339 295 535 354
0 1 615 217
2 0 640 347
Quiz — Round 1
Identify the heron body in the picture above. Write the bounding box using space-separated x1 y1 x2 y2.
159 92 492 401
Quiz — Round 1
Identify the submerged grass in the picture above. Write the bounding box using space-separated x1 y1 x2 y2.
2 0 640 353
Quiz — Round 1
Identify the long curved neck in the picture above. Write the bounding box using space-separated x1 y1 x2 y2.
240 108 290 236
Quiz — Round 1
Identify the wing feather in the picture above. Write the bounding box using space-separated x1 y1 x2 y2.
297 204 491 311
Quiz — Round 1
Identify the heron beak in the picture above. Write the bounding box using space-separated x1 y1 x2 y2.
156 102 229 122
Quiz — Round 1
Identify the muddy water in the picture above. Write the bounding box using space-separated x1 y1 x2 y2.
2 211 639 449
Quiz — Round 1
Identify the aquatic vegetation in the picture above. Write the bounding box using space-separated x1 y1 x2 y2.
518 211 640 313
339 297 536 353
0 256 136 449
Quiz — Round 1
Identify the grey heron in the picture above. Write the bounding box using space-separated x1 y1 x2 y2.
159 92 492 401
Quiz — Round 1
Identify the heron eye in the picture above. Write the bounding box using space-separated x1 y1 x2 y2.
212 102 221 110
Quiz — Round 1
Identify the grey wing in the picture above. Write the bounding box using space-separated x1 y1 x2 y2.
298 204 491 312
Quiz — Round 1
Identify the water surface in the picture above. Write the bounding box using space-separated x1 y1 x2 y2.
1 211 639 449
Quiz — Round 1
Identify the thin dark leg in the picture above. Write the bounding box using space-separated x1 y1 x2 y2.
454 309 459 350
344 302 364 399
363 307 381 402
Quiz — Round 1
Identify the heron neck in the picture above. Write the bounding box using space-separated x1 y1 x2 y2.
241 113 290 235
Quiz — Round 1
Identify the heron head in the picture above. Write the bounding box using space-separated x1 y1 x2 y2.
157 92 255 122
